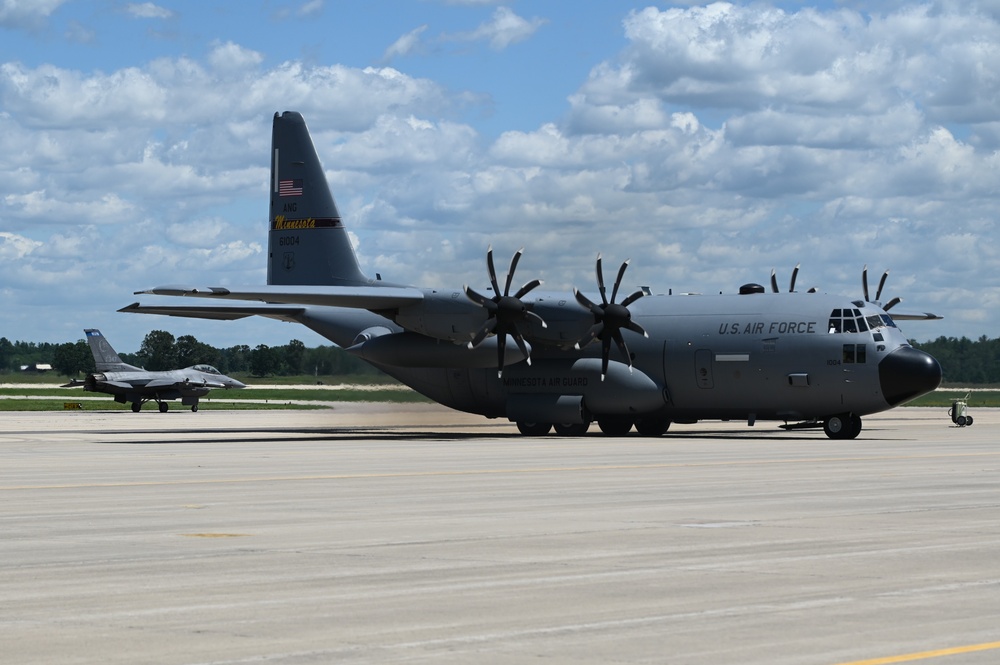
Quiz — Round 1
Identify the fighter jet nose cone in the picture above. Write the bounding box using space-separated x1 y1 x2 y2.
879 346 942 407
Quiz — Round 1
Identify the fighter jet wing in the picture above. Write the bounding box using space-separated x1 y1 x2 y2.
134 284 424 310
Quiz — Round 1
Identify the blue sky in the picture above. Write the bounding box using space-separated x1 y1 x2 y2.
3 0 1000 353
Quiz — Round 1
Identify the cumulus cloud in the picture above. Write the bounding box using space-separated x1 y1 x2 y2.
0 0 67 29
4 2 1000 346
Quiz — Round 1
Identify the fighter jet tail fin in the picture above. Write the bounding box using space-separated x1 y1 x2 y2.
268 111 372 287
84 329 142 373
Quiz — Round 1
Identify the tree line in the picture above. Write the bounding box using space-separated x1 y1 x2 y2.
1 332 996 384
0 331 385 379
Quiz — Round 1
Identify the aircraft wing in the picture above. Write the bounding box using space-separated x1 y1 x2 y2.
134 284 424 310
119 301 308 322
888 311 943 321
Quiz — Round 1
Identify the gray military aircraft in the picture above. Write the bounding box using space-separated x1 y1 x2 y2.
71 329 246 412
122 111 942 438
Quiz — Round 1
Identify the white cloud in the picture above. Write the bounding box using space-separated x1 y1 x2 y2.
125 3 173 20
452 6 546 50
0 0 67 28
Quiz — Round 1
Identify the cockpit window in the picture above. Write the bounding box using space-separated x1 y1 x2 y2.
828 308 874 334
192 364 221 374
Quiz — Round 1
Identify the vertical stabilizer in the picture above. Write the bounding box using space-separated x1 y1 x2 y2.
268 111 371 286
85 329 141 373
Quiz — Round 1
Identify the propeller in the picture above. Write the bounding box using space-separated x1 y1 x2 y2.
771 264 817 293
573 254 648 381
862 265 900 311
464 245 547 378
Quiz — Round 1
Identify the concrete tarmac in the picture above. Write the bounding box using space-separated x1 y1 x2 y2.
2 405 999 664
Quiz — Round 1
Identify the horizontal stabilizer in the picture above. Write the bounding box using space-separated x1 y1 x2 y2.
133 284 424 310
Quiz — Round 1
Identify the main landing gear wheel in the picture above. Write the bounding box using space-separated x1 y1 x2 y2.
158 402 168 413
131 401 141 413
597 416 633 436
824 413 862 440
517 421 551 436
553 422 590 436
191 404 199 412
635 416 671 437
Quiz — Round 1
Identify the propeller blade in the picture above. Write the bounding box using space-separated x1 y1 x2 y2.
467 318 496 348
876 270 889 302
620 289 645 308
524 309 548 329
862 264 870 302
464 285 496 309
511 331 532 367
575 321 604 349
610 259 630 304
625 320 648 338
596 254 609 305
612 330 633 372
884 296 902 311
573 288 601 313
496 333 507 377
485 245 500 295
600 336 612 381
504 247 524 296
770 269 779 294
514 278 542 300
790 264 799 293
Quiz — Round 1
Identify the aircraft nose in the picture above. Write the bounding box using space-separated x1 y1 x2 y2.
878 346 942 407
229 378 247 389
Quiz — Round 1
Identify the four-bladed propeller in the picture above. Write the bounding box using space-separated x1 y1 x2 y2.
464 246 547 377
573 254 648 381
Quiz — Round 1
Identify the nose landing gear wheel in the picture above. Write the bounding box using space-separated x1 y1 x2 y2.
824 413 862 439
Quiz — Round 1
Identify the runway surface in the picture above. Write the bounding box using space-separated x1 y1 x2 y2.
2 405 998 664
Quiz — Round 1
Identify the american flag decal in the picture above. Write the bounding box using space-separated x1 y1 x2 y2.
279 179 303 196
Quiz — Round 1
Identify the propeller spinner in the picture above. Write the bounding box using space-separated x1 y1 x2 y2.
464 246 547 378
573 255 648 381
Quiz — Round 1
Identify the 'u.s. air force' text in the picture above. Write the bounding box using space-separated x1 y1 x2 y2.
719 321 818 335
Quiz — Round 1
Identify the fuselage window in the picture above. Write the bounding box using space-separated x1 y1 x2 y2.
841 344 867 364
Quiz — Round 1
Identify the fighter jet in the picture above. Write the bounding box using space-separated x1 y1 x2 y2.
72 329 246 412
122 111 942 438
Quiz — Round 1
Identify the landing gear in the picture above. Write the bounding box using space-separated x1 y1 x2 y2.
553 422 590 436
516 421 552 436
131 401 141 412
158 402 169 413
597 416 633 436
635 416 671 437
824 412 862 440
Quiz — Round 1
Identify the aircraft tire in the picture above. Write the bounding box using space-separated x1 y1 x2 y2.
598 416 633 436
635 416 671 437
553 422 590 436
824 413 861 440
158 402 168 413
131 402 141 413
516 421 551 436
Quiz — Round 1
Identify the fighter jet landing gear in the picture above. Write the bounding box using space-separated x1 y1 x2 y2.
824 412 862 440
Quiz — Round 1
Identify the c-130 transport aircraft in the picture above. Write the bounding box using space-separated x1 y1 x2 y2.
123 111 942 439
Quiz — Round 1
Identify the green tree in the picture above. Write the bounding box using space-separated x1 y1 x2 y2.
249 344 279 377
176 335 219 368
51 340 95 378
137 330 178 371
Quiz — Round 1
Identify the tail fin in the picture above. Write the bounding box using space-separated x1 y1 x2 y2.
84 329 141 373
268 111 371 286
